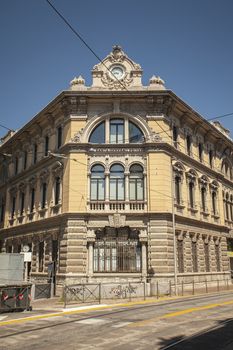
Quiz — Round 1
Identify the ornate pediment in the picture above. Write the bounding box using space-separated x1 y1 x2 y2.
91 45 143 90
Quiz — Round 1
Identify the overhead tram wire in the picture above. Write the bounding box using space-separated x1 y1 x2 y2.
45 0 173 140
45 1 233 144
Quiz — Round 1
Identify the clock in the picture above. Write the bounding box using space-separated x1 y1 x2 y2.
110 65 125 80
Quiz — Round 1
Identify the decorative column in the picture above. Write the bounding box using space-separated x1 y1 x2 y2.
105 170 110 211
87 230 96 278
139 230 148 280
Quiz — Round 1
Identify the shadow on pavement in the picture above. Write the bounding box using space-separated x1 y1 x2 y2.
158 318 233 350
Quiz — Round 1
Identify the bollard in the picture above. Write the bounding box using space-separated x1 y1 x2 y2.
192 280 195 295
156 281 159 299
169 280 172 296
143 282 146 301
129 282 131 302
182 280 184 296
227 279 229 290
217 280 220 292
205 279 208 294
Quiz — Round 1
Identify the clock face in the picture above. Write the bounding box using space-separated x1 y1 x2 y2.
110 65 124 80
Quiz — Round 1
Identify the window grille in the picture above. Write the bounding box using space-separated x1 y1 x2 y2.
94 227 141 273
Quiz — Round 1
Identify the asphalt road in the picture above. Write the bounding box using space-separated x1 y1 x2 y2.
1 292 233 349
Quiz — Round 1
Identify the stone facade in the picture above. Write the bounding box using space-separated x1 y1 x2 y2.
0 46 232 291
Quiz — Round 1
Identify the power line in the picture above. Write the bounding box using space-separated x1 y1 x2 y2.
0 123 15 133
207 112 233 122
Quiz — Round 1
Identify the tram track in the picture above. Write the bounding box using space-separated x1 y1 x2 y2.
0 291 233 340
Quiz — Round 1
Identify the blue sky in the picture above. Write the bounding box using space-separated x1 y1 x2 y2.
1 0 233 138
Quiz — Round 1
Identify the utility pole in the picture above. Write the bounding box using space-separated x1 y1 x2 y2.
171 158 178 296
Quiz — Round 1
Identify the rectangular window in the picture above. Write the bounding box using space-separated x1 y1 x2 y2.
110 120 124 144
177 239 184 273
20 192 25 216
33 144 37 164
52 240 58 263
0 198 5 223
38 241 44 272
30 188 35 213
189 182 194 208
204 243 210 272
41 183 47 209
110 179 124 200
57 126 62 149
55 177 61 205
175 176 181 205
186 135 192 156
24 151 28 170
198 143 203 162
44 136 49 156
90 179 105 201
192 241 198 272
129 179 144 201
173 126 178 148
215 245 221 272
209 150 213 168
11 196 16 219
14 157 18 175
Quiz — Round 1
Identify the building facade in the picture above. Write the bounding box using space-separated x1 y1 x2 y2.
0 46 232 290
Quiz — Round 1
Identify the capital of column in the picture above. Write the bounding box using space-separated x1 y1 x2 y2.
139 230 148 244
87 230 96 244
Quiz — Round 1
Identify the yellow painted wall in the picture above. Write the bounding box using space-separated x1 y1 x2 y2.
148 120 172 144
147 152 172 212
68 153 87 212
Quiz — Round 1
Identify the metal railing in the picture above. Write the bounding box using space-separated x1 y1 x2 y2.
63 279 233 307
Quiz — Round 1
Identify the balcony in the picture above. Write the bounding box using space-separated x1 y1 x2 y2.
88 201 146 212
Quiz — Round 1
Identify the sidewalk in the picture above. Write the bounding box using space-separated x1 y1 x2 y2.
31 297 64 311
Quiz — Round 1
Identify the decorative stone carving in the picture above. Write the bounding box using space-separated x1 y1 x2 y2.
18 182 26 192
71 128 84 143
52 161 63 176
70 75 87 91
148 75 166 90
28 176 37 189
101 72 133 90
39 168 50 182
108 213 126 228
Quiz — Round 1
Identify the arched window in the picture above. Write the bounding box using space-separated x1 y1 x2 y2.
129 164 144 201
129 122 144 143
110 119 124 144
89 122 105 144
88 118 144 144
110 164 125 201
90 165 105 200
